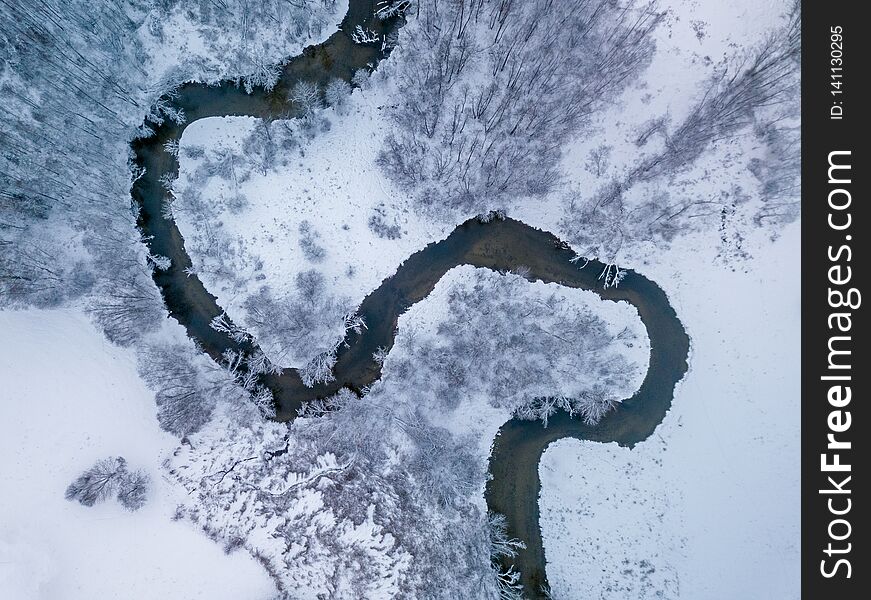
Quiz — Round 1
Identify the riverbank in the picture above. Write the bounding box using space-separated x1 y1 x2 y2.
129 0 691 595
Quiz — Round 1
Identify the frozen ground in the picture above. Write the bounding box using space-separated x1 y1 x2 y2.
539 220 800 599
173 85 455 367
171 0 795 369
385 265 650 461
0 309 276 600
139 0 348 87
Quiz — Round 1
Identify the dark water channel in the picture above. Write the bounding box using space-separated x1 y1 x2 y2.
130 2 689 597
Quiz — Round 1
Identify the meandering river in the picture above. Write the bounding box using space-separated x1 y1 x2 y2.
131 1 689 596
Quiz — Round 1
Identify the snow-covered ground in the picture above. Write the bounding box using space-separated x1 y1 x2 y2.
383 265 650 461
172 85 456 367
162 1 799 594
170 0 795 370
139 0 348 87
0 0 798 596
174 86 448 300
540 221 800 599
157 263 650 597
0 309 276 600
554 0 791 184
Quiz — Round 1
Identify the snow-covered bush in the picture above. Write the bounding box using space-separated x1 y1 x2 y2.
298 220 327 262
381 266 647 424
325 78 353 115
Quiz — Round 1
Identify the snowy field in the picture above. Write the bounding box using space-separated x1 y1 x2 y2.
540 221 800 599
553 0 789 187
171 0 797 368
0 0 800 596
172 84 456 367
0 309 276 600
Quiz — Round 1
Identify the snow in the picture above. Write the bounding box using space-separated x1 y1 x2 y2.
557 0 790 171
165 409 416 599
539 220 800 599
168 0 796 369
540 438 682 598
0 309 277 600
162 1 800 594
158 262 650 596
173 85 455 367
381 264 650 460
0 0 798 595
139 0 349 86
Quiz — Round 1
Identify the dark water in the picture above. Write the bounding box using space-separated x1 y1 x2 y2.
485 258 689 596
131 0 399 409
130 2 689 597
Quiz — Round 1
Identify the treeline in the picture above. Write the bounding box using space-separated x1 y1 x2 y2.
379 0 661 218
1 0 341 314
375 0 801 282
559 2 801 280
1 0 152 309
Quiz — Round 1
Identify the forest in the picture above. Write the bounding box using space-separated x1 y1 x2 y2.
0 0 800 598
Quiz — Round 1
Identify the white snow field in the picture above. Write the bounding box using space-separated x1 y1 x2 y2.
540 221 800 599
0 309 276 600
0 0 799 595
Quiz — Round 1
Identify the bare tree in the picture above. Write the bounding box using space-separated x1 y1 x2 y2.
489 512 526 599
86 272 164 346
325 78 353 115
561 3 801 271
379 0 661 218
138 343 217 437
65 456 150 511
65 456 128 507
585 144 613 177
290 81 321 118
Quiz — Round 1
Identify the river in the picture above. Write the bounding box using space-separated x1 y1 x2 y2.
130 1 689 597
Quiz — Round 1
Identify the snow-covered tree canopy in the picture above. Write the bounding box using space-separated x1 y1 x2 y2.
376 265 648 425
379 0 661 217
